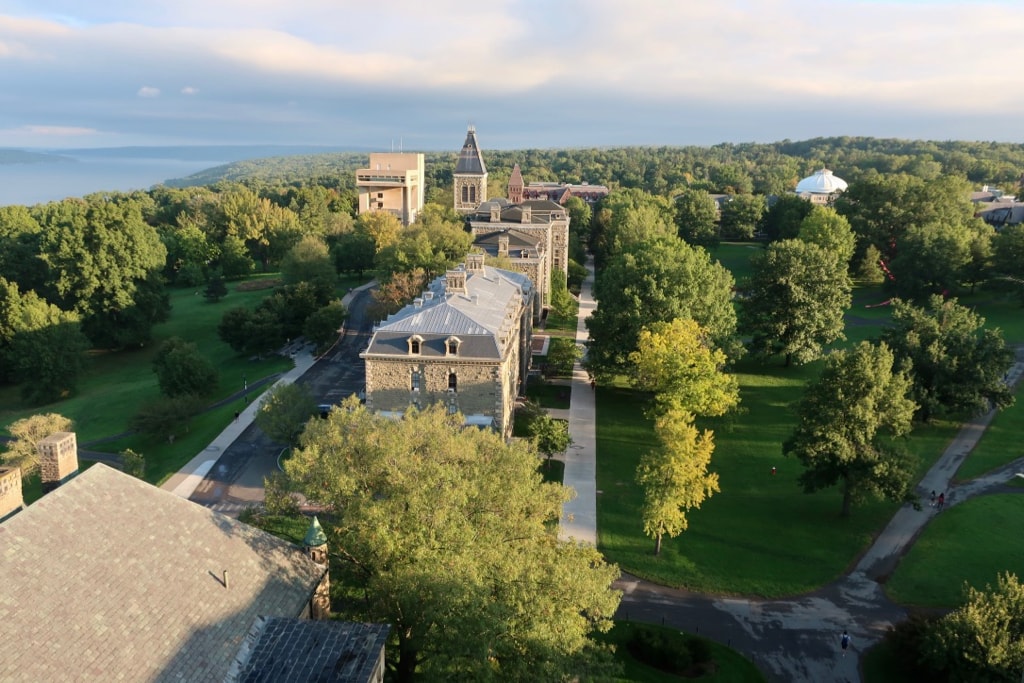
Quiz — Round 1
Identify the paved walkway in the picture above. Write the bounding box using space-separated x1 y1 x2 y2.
558 257 598 544
160 281 376 500
552 254 1024 681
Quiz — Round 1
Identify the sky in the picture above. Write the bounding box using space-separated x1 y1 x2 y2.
2 0 1023 151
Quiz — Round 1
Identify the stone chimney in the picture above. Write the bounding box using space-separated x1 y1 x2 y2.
520 205 532 223
303 516 331 620
0 466 24 520
498 235 509 257
466 253 485 272
489 203 501 222
445 268 467 294
37 431 79 493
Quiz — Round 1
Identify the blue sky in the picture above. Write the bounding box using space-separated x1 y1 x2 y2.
1 0 1021 150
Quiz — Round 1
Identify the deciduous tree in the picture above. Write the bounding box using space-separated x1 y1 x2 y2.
636 405 719 556
783 342 918 517
152 336 218 398
882 296 1015 421
628 318 739 418
1 413 73 476
739 239 852 366
586 237 738 378
255 382 317 446
673 188 719 247
285 400 621 682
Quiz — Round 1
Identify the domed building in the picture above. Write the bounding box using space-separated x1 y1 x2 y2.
795 168 848 204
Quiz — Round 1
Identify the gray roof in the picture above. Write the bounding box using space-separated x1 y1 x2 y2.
363 265 531 361
227 617 390 683
0 464 326 683
454 127 487 176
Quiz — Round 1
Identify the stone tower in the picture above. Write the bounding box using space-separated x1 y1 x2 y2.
303 516 331 620
453 125 487 213
508 163 524 204
37 431 79 494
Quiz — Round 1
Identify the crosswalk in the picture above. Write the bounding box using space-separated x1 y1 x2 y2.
205 500 255 517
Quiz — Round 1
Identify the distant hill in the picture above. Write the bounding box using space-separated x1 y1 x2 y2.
0 149 75 165
46 144 371 162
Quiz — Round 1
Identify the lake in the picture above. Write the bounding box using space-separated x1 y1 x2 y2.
0 156 227 207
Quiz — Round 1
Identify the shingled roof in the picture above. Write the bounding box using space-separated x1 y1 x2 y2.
0 464 326 683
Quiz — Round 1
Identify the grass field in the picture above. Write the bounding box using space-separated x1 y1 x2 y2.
0 274 371 488
596 621 767 682
954 384 1024 481
883 494 1024 608
594 243 1023 598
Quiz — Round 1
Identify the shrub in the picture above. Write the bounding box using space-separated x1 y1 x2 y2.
626 625 693 675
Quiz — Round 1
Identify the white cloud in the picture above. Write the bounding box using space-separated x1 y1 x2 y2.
181 86 198 95
24 124 97 136
137 86 160 98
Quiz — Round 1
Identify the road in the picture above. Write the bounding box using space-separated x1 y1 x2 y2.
187 286 375 515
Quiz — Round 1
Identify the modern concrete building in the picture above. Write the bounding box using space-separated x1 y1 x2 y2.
356 152 425 226
360 254 535 439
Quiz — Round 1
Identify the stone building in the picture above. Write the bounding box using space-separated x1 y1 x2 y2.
522 180 610 206
453 125 488 213
466 197 570 312
0 464 391 682
356 152 426 226
360 254 535 439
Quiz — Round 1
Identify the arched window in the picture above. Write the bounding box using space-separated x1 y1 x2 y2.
462 185 469 203
408 336 422 355
469 186 476 204
448 372 457 392
446 337 460 356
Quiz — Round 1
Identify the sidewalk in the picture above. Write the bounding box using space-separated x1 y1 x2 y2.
160 280 376 500
559 257 598 544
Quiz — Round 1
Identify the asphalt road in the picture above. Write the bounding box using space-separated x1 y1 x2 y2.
187 286 375 515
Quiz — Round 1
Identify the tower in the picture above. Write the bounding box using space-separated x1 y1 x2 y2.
508 163 524 204
454 125 487 213
303 516 331 620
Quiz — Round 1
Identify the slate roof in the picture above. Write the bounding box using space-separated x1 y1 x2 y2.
362 265 531 361
0 464 326 683
454 126 486 176
227 617 390 683
468 199 565 225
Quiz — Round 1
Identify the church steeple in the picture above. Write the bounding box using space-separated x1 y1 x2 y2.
454 125 488 213
508 163 524 204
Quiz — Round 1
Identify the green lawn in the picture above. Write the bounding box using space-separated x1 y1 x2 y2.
596 621 766 682
884 494 1024 608
525 381 572 409
954 385 1024 481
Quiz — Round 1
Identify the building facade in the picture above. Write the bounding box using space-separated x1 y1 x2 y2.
356 152 426 226
795 168 848 205
361 255 534 439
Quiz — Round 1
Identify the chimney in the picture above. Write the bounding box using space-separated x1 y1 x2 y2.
0 466 24 520
490 204 501 222
466 253 485 272
520 205 532 223
37 431 79 494
413 297 423 308
498 235 509 257
445 269 467 294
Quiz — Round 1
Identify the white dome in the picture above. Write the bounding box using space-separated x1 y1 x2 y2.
796 168 848 194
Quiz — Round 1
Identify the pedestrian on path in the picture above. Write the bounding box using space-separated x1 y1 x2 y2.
840 630 851 656
937 492 945 510
930 490 936 507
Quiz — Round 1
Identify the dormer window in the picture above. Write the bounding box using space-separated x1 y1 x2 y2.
446 336 461 356
408 335 423 355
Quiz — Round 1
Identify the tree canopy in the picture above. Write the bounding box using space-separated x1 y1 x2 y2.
882 296 1015 421
285 400 621 681
739 238 852 366
1 413 74 476
783 341 918 517
586 237 738 378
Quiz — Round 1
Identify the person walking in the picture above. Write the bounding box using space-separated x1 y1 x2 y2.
937 492 945 510
840 630 851 656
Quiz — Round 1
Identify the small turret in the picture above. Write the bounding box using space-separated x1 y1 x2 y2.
303 516 331 620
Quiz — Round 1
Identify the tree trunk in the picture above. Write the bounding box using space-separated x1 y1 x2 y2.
395 631 418 683
654 533 662 556
785 352 793 368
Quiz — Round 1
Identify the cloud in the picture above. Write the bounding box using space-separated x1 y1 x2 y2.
1 1 1024 147
23 125 97 136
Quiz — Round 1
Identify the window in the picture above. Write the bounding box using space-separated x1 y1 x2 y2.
469 186 476 204
448 372 457 392
446 337 460 356
411 373 420 392
408 336 422 355
462 185 469 203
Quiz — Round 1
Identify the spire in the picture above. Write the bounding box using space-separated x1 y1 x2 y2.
455 125 487 176
508 163 524 204
303 515 327 548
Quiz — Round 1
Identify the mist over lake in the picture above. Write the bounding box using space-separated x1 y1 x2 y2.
0 156 225 207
